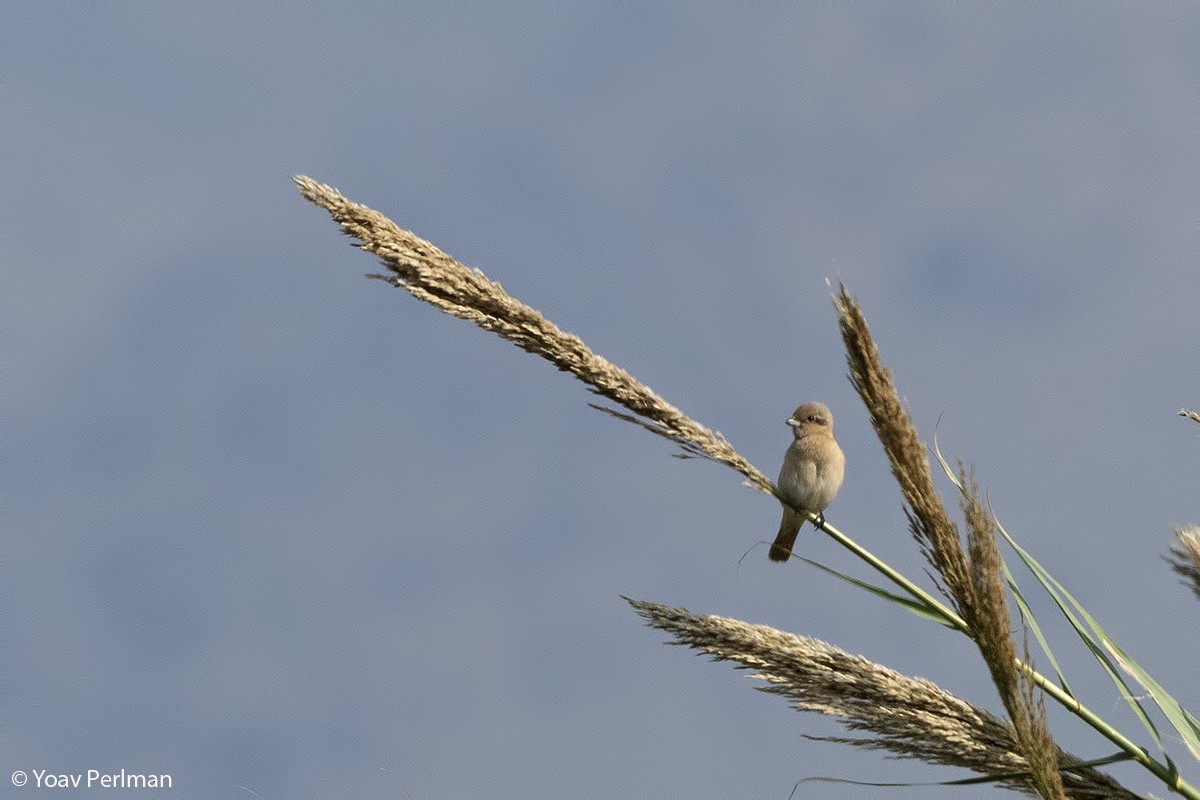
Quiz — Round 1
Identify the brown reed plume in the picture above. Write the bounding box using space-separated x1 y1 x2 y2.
1167 526 1200 602
833 284 971 612
1171 413 1200 601
961 467 1065 799
293 175 773 494
627 598 1138 799
834 284 1064 798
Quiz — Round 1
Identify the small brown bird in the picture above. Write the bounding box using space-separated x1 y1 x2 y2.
769 402 845 562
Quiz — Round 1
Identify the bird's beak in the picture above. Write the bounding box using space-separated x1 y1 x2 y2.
786 418 800 428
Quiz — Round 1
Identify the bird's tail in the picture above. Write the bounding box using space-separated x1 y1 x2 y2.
769 512 803 562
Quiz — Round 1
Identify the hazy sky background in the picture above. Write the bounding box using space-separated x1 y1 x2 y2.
7 5 1200 799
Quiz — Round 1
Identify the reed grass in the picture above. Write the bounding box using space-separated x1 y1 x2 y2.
296 175 1197 799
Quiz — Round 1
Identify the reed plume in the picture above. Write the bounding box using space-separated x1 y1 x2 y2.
1168 526 1200 602
293 175 773 494
835 284 1064 798
627 598 1138 799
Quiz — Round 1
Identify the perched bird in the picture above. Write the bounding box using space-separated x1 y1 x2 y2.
769 402 845 562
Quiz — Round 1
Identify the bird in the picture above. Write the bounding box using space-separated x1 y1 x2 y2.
769 401 845 562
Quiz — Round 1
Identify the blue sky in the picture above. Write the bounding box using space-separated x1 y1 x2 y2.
7 4 1200 798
